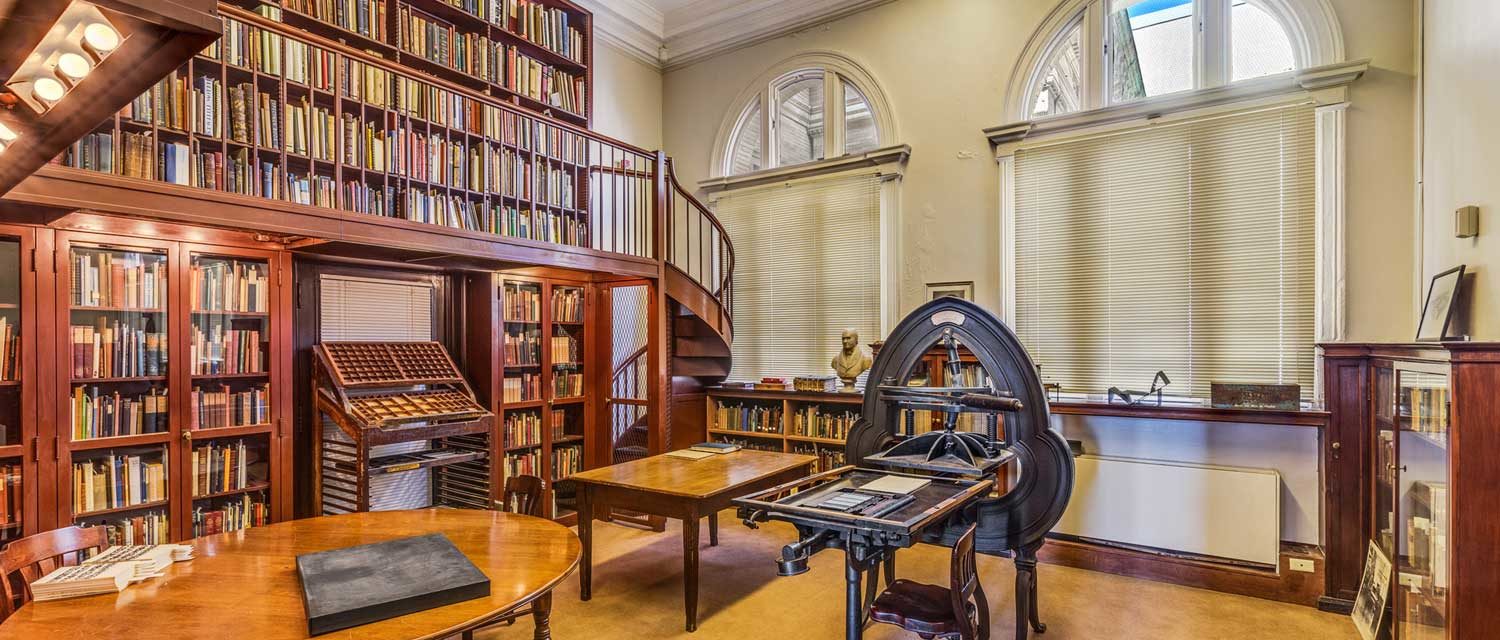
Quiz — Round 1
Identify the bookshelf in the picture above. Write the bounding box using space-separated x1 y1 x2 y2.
0 225 35 544
467 271 596 521
705 388 862 474
52 231 290 544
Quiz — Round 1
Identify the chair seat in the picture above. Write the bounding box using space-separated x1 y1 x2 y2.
870 579 973 636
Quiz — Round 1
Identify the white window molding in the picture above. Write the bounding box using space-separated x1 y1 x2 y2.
710 51 899 179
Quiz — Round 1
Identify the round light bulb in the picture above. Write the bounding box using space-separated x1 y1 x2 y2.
57 52 91 80
83 22 120 53
0 122 16 142
33 76 66 103
0 141 7 154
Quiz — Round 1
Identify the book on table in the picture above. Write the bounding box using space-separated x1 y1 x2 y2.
690 442 740 454
30 562 133 601
82 544 195 580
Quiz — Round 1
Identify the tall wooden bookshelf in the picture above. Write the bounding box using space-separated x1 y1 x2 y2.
51 229 292 544
0 225 38 545
466 271 596 521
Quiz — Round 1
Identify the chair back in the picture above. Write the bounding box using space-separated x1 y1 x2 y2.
949 522 989 640
500 474 545 516
0 525 110 619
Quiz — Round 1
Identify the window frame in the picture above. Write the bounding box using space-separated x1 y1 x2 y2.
1021 0 1328 120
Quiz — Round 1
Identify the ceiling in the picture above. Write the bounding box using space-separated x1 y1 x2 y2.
574 0 896 70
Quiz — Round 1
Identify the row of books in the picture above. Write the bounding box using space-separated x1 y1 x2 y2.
192 384 271 429
284 98 337 160
0 464 19 527
507 49 586 114
504 449 541 477
503 373 540 402
190 438 261 497
123 70 221 138
550 408 568 439
71 387 169 441
501 0 585 64
550 335 579 364
189 326 265 376
287 0 388 40
504 283 541 322
711 435 780 453
93 511 170 546
503 411 543 448
288 171 339 207
492 206 588 246
944 363 992 388
551 444 581 480
553 371 582 398
791 407 858 441
714 402 782 434
193 494 270 536
72 449 169 515
1405 386 1449 433
398 187 484 229
285 39 338 92
398 6 505 84
0 316 16 382
220 14 284 75
70 250 168 310
192 259 269 313
552 287 583 322
70 322 168 380
505 328 541 366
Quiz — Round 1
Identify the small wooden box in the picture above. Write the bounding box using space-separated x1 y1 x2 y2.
1210 383 1300 410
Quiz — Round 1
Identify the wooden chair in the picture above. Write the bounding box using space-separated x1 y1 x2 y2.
462 475 547 639
870 522 990 640
0 525 110 620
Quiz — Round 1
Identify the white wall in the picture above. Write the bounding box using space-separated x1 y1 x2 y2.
592 42 665 150
1421 0 1500 338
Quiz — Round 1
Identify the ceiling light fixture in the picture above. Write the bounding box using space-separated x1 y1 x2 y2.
33 76 66 103
57 52 91 80
82 22 120 53
0 123 16 142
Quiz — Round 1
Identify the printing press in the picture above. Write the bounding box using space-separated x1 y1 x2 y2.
734 297 1075 640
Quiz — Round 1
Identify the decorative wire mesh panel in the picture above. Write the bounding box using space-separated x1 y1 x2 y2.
321 342 463 387
348 390 488 427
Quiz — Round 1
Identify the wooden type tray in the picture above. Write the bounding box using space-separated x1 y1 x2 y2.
348 389 488 427
321 342 465 388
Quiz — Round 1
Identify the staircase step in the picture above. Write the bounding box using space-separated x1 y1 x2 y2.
674 335 731 358
673 316 708 336
674 356 731 378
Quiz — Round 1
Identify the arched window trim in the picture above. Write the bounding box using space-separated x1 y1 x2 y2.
1004 0 1345 123
711 51 898 179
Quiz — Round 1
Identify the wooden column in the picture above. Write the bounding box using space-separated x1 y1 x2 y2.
1318 345 1371 611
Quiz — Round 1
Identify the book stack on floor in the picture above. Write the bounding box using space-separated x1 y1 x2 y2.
30 543 194 602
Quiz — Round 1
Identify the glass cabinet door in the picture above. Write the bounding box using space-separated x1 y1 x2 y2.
0 236 22 543
1394 368 1449 640
1373 364 1397 557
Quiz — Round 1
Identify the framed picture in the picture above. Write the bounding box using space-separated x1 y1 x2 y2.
926 281 975 302
1350 542 1392 640
1416 265 1466 341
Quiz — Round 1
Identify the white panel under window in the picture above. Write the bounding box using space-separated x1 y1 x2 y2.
715 174 881 382
1014 101 1316 399
319 274 437 511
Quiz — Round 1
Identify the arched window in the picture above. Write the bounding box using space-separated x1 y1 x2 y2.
716 54 892 177
1013 0 1338 120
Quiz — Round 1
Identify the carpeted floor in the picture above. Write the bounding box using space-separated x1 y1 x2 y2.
478 511 1359 640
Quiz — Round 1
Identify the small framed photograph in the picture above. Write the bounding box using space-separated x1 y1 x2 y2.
1416 265 1466 341
1351 542 1392 640
926 281 975 302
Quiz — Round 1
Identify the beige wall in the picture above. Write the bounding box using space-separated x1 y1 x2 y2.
661 0 1417 341
1421 0 1499 338
593 42 664 150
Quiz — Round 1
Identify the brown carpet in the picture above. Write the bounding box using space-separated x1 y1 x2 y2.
478 511 1358 639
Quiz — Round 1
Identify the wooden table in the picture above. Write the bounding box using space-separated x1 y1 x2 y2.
572 449 816 632
0 509 581 639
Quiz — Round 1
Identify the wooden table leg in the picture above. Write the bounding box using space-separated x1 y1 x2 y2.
683 509 700 632
579 486 593 601
532 592 553 640
708 511 719 547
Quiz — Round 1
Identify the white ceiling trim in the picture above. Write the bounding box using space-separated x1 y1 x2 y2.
576 0 894 70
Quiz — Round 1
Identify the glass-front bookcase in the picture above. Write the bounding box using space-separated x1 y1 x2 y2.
0 229 28 542
1395 367 1449 640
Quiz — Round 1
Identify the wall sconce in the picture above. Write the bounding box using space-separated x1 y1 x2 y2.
1455 206 1480 239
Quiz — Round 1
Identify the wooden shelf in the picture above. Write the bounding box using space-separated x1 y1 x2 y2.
72 376 169 384
505 441 543 452
709 429 783 440
192 482 272 501
190 423 274 439
785 434 847 446
0 444 24 458
0 380 19 387
552 397 584 406
368 447 489 476
192 309 270 317
75 499 171 519
70 306 166 313
191 371 271 380
503 399 546 409
68 432 172 451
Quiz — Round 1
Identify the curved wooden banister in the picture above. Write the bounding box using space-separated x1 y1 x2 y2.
663 158 736 328
612 345 649 379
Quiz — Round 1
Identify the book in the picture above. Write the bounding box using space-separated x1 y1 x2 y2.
82 544 192 580
665 449 714 461
29 562 133 601
690 442 740 454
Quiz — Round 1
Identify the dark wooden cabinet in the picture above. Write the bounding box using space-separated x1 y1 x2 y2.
0 224 44 543
1320 343 1500 638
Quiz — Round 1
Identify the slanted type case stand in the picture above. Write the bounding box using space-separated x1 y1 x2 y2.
311 342 496 514
297 533 491 635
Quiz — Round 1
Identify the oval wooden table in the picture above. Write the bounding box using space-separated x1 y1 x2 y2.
0 509 581 639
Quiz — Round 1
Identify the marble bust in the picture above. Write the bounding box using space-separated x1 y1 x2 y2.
830 328 873 391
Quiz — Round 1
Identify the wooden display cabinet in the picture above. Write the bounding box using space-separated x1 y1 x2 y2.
51 230 290 543
0 224 42 543
466 271 599 521
705 388 861 473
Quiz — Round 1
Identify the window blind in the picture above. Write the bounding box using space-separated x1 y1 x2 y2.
1013 101 1316 399
714 173 882 382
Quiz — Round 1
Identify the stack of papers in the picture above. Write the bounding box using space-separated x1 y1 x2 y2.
83 544 195 581
30 562 133 601
860 475 932 495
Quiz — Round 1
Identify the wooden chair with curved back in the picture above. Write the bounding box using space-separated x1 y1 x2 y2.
0 525 111 620
462 474 548 639
869 522 990 640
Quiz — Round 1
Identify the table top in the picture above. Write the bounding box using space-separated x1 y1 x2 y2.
0 509 581 640
570 449 816 499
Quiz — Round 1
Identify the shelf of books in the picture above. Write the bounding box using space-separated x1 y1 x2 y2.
706 389 863 473
57 3 608 258
54 232 289 544
0 227 33 543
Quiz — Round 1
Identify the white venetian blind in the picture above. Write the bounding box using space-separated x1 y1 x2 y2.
1014 101 1316 399
714 173 882 382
